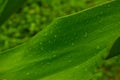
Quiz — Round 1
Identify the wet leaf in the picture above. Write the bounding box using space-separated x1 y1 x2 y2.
0 0 120 80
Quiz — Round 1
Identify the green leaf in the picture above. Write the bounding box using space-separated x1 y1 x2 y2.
0 0 24 26
0 0 120 80
106 37 120 59
0 0 8 14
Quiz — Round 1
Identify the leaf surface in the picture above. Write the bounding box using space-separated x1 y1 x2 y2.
0 0 120 80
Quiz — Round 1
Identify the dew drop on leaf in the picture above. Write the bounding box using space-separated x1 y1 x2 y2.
68 60 72 63
40 62 44 65
44 33 47 36
96 46 100 50
41 47 44 50
53 54 57 57
0 79 7 80
71 43 74 46
47 62 50 65
26 72 30 75
54 21 58 25
75 66 79 69
107 4 111 7
85 68 88 71
54 35 57 38
40 42 42 45
98 20 102 24
48 40 51 44
50 31 53 34
84 32 88 38
100 11 103 15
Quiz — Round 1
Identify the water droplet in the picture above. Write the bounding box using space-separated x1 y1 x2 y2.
98 20 102 24
41 47 44 50
26 72 30 75
107 4 111 7
40 42 42 45
96 46 100 50
74 32 77 36
100 11 103 15
84 32 88 38
71 43 74 46
44 33 47 36
53 54 57 57
54 35 57 38
40 62 44 65
47 62 50 65
68 60 72 63
28 47 32 51
85 68 88 71
48 40 51 43
50 31 53 34
75 66 79 69
54 21 58 24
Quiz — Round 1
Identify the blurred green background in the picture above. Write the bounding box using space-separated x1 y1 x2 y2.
0 0 120 80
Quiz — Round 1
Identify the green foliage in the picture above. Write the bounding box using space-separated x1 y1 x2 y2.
0 0 25 51
0 0 120 80
0 0 25 26
0 0 108 51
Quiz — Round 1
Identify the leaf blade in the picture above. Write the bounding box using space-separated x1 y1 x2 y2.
0 0 120 80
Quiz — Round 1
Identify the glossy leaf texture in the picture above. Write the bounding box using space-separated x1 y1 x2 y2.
0 0 120 80
0 0 24 26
